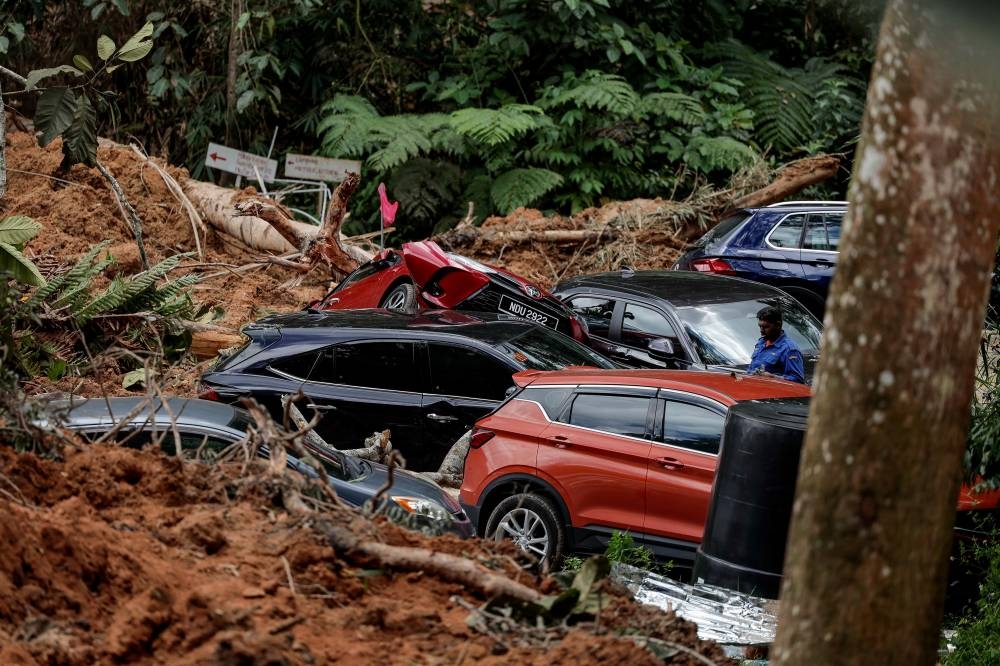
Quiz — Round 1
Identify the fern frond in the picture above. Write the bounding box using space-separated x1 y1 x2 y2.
27 241 111 307
75 277 130 324
641 92 706 126
366 116 447 171
48 255 115 311
711 41 815 151
687 135 759 171
449 105 545 147
491 168 564 215
543 72 639 115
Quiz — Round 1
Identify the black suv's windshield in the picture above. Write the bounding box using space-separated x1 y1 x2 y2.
495 327 616 370
675 296 821 367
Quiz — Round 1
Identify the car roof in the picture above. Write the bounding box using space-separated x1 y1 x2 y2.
513 368 811 403
556 270 785 307
43 396 246 431
250 308 552 340
749 201 848 212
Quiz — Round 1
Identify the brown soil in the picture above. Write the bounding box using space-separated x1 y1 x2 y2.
2 130 732 663
0 442 733 665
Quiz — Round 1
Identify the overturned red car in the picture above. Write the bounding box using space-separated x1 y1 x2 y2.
310 240 591 342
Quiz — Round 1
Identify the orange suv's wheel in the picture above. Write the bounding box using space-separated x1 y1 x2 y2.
486 493 566 568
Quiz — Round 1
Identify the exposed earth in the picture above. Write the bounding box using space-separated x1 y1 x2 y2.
1 129 732 663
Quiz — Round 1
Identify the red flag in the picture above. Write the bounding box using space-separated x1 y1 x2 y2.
378 182 398 228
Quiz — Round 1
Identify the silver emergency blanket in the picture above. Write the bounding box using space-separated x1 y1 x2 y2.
612 563 778 647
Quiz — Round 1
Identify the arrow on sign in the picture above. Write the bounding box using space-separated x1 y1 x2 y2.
209 152 227 162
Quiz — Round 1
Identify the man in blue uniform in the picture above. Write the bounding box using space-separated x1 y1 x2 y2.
747 306 805 383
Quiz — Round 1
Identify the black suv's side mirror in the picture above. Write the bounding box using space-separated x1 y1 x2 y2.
646 338 676 359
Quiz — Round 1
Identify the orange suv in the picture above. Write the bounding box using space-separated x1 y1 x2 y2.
459 368 812 566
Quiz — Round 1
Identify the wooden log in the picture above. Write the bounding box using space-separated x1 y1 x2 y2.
181 179 317 253
728 154 841 210
188 330 244 360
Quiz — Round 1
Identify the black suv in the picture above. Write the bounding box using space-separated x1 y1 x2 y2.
199 309 615 471
552 270 822 380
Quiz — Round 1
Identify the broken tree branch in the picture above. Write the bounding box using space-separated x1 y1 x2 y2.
321 522 544 604
94 159 150 271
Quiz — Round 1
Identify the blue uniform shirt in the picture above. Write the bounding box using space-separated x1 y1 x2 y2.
748 332 805 383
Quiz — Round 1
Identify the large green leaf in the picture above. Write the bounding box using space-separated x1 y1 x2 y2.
97 35 116 61
0 216 41 246
34 87 78 146
0 242 46 287
62 93 98 166
24 65 83 90
117 30 154 63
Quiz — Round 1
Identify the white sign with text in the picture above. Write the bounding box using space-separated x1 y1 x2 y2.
204 142 278 182
284 153 361 182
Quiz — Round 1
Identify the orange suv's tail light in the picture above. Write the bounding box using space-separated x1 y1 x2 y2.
469 427 496 449
691 258 736 275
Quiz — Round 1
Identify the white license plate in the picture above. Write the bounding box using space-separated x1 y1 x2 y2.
498 294 556 328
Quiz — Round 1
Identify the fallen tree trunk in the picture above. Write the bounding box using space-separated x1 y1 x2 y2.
728 154 841 210
181 179 317 253
437 226 621 248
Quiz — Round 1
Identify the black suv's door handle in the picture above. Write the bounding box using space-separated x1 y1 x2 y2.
306 404 338 412
427 413 458 423
657 456 684 470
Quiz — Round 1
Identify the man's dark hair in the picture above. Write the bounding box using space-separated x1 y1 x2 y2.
757 306 782 325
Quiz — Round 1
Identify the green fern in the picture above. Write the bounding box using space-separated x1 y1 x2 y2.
449 105 546 147
640 92 706 126
712 40 863 153
491 168 563 214
687 135 759 171
366 114 452 171
543 71 640 115
28 241 113 308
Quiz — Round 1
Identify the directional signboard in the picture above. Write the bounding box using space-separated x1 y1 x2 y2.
204 142 278 182
284 153 361 182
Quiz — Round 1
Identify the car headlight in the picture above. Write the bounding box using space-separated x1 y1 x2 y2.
390 496 451 522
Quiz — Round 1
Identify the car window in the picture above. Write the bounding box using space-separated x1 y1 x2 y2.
675 295 821 367
694 212 751 248
493 327 617 370
564 393 650 439
663 401 724 455
621 303 678 348
271 348 332 380
518 387 574 420
768 213 807 248
803 213 842 252
332 341 422 392
564 296 615 338
428 343 512 400
113 428 238 459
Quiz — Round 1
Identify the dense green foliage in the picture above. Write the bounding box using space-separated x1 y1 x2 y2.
3 0 881 236
943 542 1000 665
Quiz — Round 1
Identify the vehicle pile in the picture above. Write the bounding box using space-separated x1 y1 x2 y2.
7 125 999 662
2 128 749 662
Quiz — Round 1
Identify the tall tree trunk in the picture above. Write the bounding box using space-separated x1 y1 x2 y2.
225 0 243 145
773 2 1000 665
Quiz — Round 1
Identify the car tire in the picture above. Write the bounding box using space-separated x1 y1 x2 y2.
380 282 418 313
485 492 566 568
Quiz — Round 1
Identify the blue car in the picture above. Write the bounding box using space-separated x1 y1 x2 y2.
673 201 846 319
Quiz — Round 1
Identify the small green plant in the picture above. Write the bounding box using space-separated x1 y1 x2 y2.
560 531 673 575
605 531 655 570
